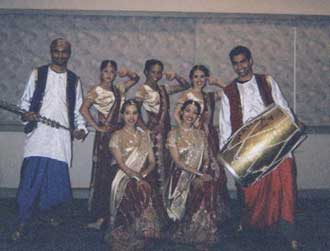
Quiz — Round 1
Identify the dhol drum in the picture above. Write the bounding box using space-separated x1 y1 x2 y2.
217 104 305 187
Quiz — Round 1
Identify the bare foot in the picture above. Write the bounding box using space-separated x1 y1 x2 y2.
143 228 160 239
49 217 61 227
291 240 303 250
11 224 25 241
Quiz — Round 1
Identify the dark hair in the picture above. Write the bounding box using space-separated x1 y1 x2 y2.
120 99 141 114
50 38 71 54
229 45 252 62
143 59 164 76
100 60 117 72
189 65 210 81
180 99 202 120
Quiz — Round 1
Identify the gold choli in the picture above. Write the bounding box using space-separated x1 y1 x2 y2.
177 91 205 113
136 84 160 114
109 127 152 165
167 128 208 168
87 85 125 116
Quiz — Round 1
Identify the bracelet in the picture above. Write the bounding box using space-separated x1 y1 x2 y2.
132 175 142 182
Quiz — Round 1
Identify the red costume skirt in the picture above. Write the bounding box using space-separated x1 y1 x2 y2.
238 158 296 229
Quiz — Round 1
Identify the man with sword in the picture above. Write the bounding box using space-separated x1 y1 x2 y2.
11 38 87 241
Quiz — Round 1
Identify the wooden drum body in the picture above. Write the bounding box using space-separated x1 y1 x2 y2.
218 105 305 186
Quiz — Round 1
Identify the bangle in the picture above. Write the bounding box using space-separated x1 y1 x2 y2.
132 175 142 182
130 72 137 79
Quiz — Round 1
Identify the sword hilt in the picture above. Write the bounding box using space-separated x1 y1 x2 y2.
0 100 72 132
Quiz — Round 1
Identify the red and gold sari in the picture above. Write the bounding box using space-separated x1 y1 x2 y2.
176 91 231 226
106 128 160 250
87 85 124 220
166 128 218 244
136 84 171 225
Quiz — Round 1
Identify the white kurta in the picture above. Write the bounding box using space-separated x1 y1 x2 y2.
219 75 294 149
20 67 87 165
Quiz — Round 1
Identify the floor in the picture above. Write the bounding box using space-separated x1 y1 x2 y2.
0 198 329 251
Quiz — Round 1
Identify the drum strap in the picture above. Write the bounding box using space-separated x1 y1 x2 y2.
224 74 274 132
255 74 274 107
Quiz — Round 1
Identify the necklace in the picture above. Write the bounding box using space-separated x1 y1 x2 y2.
123 127 138 136
178 127 198 148
122 127 139 144
181 126 193 132
179 126 194 140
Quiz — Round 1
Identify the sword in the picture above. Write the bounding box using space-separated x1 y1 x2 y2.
0 100 72 132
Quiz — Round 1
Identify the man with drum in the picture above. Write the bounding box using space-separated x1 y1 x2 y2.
219 45 300 250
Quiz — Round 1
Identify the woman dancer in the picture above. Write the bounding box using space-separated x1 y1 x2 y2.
135 59 190 226
166 100 218 245
105 99 160 250
174 65 230 226
80 60 139 229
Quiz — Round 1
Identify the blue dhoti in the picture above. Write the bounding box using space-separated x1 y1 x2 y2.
17 156 72 223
